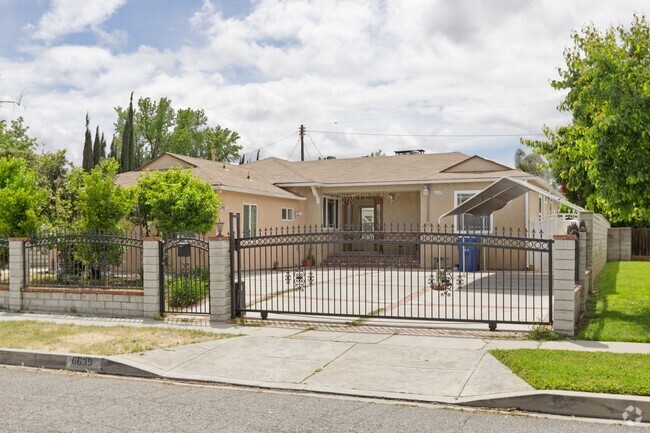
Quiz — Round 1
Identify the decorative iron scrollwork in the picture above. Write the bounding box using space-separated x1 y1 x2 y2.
285 266 314 291
428 269 464 297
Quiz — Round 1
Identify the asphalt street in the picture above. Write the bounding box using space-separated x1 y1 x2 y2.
0 367 644 433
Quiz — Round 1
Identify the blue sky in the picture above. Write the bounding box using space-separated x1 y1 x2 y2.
1 0 648 166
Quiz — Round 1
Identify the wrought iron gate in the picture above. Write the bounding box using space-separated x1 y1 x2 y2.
230 213 553 328
161 236 210 315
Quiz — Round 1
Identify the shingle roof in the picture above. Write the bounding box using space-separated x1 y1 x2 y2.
116 151 533 198
244 152 531 185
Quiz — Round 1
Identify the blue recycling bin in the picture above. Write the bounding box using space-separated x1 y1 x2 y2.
457 236 480 271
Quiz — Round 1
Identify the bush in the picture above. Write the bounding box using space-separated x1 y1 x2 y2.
528 324 563 341
167 269 209 309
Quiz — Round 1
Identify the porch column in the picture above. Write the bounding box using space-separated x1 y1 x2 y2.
142 238 162 318
552 235 578 336
8 238 26 312
209 236 231 322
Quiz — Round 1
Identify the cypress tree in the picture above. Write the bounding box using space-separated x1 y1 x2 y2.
109 136 118 159
120 92 136 172
92 126 101 165
100 132 106 159
82 113 94 172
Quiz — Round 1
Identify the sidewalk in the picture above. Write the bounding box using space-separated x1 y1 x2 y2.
0 312 648 422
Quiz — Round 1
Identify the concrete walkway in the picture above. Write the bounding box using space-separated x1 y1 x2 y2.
1 312 648 405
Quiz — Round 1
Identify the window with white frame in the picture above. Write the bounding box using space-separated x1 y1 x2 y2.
281 208 293 221
243 204 258 237
455 192 492 232
322 197 340 229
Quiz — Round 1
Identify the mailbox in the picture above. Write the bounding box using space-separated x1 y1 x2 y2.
177 242 191 257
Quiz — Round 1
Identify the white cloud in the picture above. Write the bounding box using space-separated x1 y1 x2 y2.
28 0 127 42
1 0 648 167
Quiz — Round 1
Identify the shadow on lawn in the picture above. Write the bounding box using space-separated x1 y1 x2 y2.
577 262 650 341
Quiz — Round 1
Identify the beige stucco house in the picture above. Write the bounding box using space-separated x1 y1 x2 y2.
117 151 570 238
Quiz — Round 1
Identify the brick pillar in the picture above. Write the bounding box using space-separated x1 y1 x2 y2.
8 238 26 312
209 237 231 322
553 235 578 336
142 238 162 318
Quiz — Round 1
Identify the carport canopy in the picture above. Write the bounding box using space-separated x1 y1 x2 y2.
439 176 583 223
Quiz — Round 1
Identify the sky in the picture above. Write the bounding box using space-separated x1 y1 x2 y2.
0 0 648 167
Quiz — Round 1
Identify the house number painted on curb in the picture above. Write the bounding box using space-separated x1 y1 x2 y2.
66 356 102 372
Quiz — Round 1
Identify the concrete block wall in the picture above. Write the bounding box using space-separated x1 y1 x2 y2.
607 227 632 261
552 235 579 336
579 211 610 281
142 238 162 318
22 288 144 318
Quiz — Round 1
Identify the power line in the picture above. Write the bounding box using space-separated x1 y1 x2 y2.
306 133 324 159
242 131 298 154
309 130 546 138
287 137 301 160
306 99 561 127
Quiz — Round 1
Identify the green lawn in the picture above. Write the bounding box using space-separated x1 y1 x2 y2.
491 349 650 396
577 261 650 343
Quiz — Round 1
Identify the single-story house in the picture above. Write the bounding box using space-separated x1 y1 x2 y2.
117 150 574 240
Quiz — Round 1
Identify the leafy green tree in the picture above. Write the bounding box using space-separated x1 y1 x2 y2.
82 113 93 172
524 15 650 225
129 168 220 238
368 150 385 157
0 157 47 235
113 96 241 167
0 116 37 160
35 150 73 226
75 159 130 278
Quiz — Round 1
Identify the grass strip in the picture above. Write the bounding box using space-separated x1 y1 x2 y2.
577 261 650 343
0 320 236 356
491 349 650 396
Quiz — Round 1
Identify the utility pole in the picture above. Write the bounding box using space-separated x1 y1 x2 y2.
299 124 305 161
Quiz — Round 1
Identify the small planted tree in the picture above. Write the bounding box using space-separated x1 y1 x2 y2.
129 168 220 238
75 159 130 279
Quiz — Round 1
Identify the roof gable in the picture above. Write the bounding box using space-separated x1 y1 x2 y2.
440 155 512 173
138 153 196 171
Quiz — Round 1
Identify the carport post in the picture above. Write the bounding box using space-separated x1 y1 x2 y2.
208 236 231 322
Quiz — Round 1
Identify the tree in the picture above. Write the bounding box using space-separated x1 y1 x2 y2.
368 150 385 157
119 93 136 173
77 159 129 231
113 96 242 167
0 116 37 160
100 132 106 161
92 126 102 165
82 113 94 172
513 149 550 181
35 150 72 226
524 15 650 225
76 159 130 278
128 168 220 238
0 157 47 236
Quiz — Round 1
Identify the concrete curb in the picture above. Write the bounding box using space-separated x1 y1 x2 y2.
1 349 647 424
0 349 159 379
459 391 650 424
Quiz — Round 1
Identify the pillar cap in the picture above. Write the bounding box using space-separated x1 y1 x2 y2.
208 235 229 241
142 237 162 241
7 237 28 241
554 234 577 240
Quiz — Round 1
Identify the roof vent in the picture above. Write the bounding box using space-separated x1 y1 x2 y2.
395 149 425 155
326 156 336 160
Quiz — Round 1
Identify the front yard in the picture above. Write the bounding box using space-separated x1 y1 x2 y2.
0 321 234 355
577 261 650 343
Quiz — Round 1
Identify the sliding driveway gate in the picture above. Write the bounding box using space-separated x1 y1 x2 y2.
230 214 553 328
